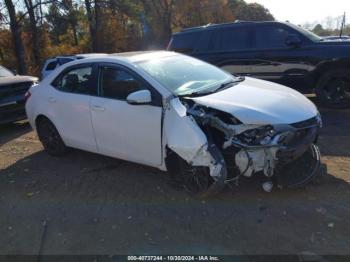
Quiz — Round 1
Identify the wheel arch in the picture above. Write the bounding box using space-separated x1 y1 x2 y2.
35 114 52 129
34 114 64 139
313 59 350 85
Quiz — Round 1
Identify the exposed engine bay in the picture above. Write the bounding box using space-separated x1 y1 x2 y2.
164 97 322 196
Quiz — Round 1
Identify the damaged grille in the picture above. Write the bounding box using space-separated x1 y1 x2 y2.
277 117 320 163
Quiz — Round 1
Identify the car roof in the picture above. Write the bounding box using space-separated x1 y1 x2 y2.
175 20 285 35
46 51 178 65
78 51 178 64
43 51 178 75
47 53 108 60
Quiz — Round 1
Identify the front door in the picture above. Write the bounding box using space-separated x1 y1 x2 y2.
250 24 314 89
90 64 163 167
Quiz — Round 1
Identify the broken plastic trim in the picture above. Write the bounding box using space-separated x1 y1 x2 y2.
164 98 321 195
185 102 321 185
163 98 227 185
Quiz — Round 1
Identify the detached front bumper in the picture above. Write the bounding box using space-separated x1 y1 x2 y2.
277 125 319 164
274 116 322 188
231 115 322 185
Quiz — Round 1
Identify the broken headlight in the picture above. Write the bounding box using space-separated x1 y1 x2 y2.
237 125 276 146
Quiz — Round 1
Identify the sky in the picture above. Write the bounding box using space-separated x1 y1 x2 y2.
246 0 349 27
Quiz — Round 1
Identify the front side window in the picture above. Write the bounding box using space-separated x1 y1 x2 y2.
99 66 144 100
52 66 92 94
287 23 321 42
255 26 290 49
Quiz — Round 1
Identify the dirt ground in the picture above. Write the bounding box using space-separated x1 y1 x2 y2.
0 100 349 257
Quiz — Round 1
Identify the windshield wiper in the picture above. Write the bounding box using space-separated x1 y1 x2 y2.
213 77 245 92
179 76 245 98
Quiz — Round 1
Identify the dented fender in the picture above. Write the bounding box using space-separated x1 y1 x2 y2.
163 98 226 179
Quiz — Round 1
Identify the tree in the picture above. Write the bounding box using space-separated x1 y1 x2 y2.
0 0 280 75
140 0 175 47
229 0 274 21
4 0 27 74
63 0 81 46
173 0 234 29
24 0 40 66
84 0 99 51
313 24 326 35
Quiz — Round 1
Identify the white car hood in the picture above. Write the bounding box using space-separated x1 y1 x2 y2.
190 77 318 125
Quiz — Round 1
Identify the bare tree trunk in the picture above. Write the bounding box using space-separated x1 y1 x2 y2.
141 0 174 47
24 0 41 67
4 0 27 74
72 26 79 46
94 0 101 51
84 0 98 52
0 47 4 63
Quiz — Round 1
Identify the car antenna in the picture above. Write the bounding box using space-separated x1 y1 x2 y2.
339 12 346 38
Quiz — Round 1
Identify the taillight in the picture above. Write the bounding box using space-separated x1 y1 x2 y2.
24 91 31 102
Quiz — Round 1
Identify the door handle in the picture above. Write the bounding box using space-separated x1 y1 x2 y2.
91 105 105 112
48 97 56 103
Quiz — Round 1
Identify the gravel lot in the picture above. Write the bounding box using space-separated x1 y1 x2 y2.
0 101 349 256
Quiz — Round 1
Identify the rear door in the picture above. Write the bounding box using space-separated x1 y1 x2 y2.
90 64 163 167
194 25 255 76
49 64 98 152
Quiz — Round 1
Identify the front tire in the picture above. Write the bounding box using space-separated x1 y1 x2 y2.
316 69 350 109
275 144 321 189
166 146 227 198
36 117 68 156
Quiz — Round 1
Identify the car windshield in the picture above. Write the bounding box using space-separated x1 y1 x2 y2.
0 65 14 77
137 55 235 96
288 23 322 42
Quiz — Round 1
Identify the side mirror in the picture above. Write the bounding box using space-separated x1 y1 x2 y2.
126 90 152 105
286 34 302 47
12 69 18 75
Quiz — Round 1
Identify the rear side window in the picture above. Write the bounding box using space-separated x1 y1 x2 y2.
52 66 93 95
45 61 58 71
255 25 291 49
209 27 252 51
169 32 202 53
98 66 145 100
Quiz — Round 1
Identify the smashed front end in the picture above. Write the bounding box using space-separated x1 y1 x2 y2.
164 97 322 196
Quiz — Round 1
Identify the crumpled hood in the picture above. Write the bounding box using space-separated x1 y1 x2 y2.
0 76 38 86
190 77 318 125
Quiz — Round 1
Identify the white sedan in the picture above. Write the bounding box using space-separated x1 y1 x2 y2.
25 51 322 197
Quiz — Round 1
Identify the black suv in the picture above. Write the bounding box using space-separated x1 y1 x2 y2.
168 21 350 108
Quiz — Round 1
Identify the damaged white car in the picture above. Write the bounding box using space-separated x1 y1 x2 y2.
25 51 322 197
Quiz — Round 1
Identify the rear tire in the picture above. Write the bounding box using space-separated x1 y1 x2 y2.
36 117 68 156
315 69 350 109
